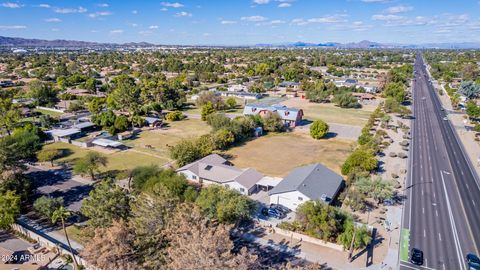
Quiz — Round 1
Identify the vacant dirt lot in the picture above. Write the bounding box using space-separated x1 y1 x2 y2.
225 132 354 177
281 98 374 127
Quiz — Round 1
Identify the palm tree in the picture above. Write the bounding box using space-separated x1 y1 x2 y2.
52 206 79 270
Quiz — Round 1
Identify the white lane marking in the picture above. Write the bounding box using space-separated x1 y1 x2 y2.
422 189 424 196
440 170 466 270
400 262 438 270
473 200 476 207
436 210 439 217
439 233 442 242
424 229 426 238
422 207 425 214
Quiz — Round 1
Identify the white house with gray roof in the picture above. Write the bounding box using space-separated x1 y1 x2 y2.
176 154 263 195
243 104 304 127
268 163 344 211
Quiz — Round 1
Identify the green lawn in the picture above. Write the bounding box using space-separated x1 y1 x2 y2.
121 118 211 158
34 108 64 118
400 228 410 262
43 142 169 173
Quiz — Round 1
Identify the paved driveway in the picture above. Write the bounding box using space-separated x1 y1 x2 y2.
26 165 93 212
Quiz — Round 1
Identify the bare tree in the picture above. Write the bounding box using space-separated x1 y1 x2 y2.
165 204 258 270
82 220 142 270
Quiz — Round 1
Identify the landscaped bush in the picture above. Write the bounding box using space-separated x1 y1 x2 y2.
166 111 184 121
310 120 329 139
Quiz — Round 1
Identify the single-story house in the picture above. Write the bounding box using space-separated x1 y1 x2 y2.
73 121 96 132
176 154 263 195
218 91 262 100
268 163 344 211
144 117 162 128
278 81 300 90
334 79 358 88
46 128 81 142
228 84 248 92
243 104 304 127
352 92 376 102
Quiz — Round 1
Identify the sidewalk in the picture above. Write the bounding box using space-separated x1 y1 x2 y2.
17 216 84 251
244 226 399 270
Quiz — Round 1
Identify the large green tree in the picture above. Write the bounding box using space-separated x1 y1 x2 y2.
33 196 64 220
0 96 20 135
0 190 20 229
73 152 107 180
81 180 130 228
195 185 255 223
28 80 57 106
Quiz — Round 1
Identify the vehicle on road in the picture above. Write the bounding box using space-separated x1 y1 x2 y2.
466 253 480 270
410 248 424 265
443 117 448 121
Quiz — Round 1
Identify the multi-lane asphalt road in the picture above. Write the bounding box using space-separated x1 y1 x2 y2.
400 53 480 270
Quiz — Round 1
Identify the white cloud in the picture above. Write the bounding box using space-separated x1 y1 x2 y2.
253 0 270 4
51 28 59 31
88 11 112 18
291 14 348 25
241 15 267 22
371 14 403 21
175 11 192 17
372 14 435 27
221 20 237 24
1 2 21 8
149 25 159 29
161 7 168 11
278 3 291 8
132 10 138 14
0 25 26 29
45 18 61 22
384 5 414 14
97 3 109 7
110 29 123 34
38 4 50 8
54 6 87 14
161 2 184 8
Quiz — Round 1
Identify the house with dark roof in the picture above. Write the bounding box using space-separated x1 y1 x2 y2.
268 163 344 211
176 154 263 195
243 104 304 127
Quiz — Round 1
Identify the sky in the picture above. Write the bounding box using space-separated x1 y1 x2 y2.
0 0 479 45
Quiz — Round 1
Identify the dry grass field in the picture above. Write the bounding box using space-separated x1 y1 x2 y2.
225 132 354 177
281 98 374 127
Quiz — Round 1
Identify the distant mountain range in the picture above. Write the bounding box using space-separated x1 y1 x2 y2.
1 35 480 49
0 36 154 48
